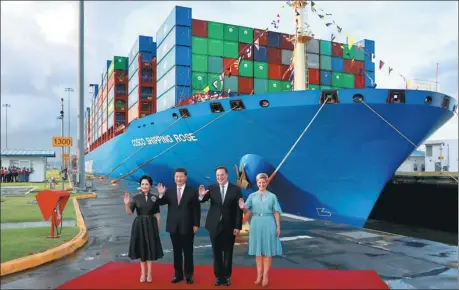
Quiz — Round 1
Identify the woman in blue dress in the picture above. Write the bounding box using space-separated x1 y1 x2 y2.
239 173 282 287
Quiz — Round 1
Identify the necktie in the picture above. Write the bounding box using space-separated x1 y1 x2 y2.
221 185 225 202
177 187 182 205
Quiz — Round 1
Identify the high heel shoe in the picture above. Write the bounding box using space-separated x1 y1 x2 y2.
140 274 146 283
262 277 268 287
147 275 152 283
254 276 263 285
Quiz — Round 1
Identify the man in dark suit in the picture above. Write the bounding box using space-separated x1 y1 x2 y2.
198 166 243 286
157 168 201 284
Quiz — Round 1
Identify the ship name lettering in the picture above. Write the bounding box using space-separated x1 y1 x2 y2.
173 133 198 143
145 135 174 145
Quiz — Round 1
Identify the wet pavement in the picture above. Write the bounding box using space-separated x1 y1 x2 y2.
1 178 457 289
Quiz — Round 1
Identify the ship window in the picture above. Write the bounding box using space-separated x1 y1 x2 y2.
425 96 432 104
442 96 450 109
260 100 269 107
210 102 224 113
352 94 364 103
172 113 178 119
320 90 339 104
230 100 245 110
387 90 405 104
179 108 190 118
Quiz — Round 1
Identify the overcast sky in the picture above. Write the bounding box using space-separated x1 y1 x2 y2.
1 1 457 157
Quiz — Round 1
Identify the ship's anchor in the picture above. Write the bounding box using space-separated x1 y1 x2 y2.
235 163 250 190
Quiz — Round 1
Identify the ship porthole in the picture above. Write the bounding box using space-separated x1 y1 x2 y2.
352 94 364 103
425 96 432 104
260 100 269 107
172 113 178 119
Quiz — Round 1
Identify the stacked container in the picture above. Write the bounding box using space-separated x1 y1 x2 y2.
156 6 192 112
106 56 128 139
127 35 158 124
190 19 294 97
306 38 375 90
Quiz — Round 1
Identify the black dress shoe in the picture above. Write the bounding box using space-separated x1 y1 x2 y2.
215 278 222 286
186 278 194 284
171 277 183 283
225 278 231 286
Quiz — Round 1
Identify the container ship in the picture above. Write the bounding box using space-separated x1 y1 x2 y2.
84 3 456 228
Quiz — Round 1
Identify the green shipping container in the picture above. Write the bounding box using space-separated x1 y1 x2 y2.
253 61 268 79
308 84 321 90
208 56 223 74
223 41 239 58
192 54 208 72
354 46 364 61
224 76 238 92
208 73 222 90
223 24 239 42
280 81 292 91
192 37 208 55
113 56 127 70
115 100 125 110
343 45 355 60
254 78 268 94
238 26 254 43
332 72 355 88
320 85 333 90
192 72 208 90
319 40 332 56
320 55 332 71
239 60 253 77
208 39 224 57
268 80 282 93
208 22 224 40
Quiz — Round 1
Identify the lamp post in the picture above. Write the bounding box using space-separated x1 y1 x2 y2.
57 98 65 190
65 87 74 171
2 104 11 149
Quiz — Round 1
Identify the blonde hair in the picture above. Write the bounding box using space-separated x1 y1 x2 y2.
256 173 269 182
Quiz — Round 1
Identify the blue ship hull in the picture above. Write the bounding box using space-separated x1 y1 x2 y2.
86 89 456 227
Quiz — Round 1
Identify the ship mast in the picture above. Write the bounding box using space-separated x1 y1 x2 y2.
288 0 313 91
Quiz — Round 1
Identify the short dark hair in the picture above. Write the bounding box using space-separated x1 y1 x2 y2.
139 175 153 186
215 166 228 173
174 168 188 176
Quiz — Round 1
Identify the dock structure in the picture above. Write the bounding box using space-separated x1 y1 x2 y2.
394 171 458 185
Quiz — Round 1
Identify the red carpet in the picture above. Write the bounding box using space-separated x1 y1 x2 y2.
57 262 388 289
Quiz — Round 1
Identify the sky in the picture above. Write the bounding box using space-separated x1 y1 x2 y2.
1 1 458 159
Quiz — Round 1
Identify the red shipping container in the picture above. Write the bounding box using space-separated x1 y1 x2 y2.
238 77 254 94
344 59 364 75
239 43 253 60
280 64 290 81
267 47 282 64
281 33 294 50
354 74 365 88
332 42 343 57
254 29 268 46
128 103 139 123
268 64 283 80
223 58 239 76
192 19 208 37
308 68 320 85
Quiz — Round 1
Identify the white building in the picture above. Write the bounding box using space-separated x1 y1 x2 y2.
0 149 56 182
424 139 458 172
397 149 426 172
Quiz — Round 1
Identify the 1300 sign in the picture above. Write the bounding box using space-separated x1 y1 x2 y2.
52 137 73 147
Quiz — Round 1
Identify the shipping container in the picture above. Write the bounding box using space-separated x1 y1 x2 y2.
281 33 294 50
108 87 115 103
107 60 112 71
239 43 253 60
280 81 292 92
268 63 283 80
307 39 320 54
320 70 332 86
267 47 282 64
308 68 320 85
354 74 365 88
157 26 192 62
156 85 191 112
254 29 268 46
192 54 208 72
364 71 375 88
331 42 343 57
192 72 208 89
129 55 139 79
128 35 156 66
281 49 293 66
157 66 192 97
343 59 364 75
253 61 268 79
238 76 253 94
128 73 139 95
157 46 191 80
192 37 208 55
223 58 239 76
238 26 253 43
321 85 332 90
319 40 332 56
223 41 238 58
192 18 208 37
128 103 139 123
268 80 281 93
108 113 114 129
208 21 224 40
239 60 253 77
308 84 321 90
108 99 115 115
332 72 355 88
157 6 192 46
207 73 220 89
223 24 239 42
223 75 238 92
208 56 223 73
102 121 107 133
307 53 320 69
364 52 375 72
319 55 332 71
115 99 126 111
254 78 268 94
208 39 224 57
140 87 154 101
253 45 268 62
267 31 281 48
128 86 139 108
331 57 344 72
108 56 128 79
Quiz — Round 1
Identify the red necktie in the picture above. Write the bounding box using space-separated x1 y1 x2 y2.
177 187 182 205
